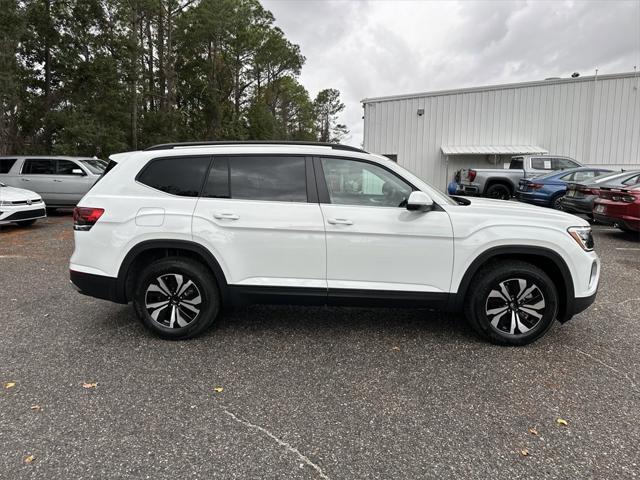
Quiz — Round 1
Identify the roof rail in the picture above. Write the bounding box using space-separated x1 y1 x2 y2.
143 140 367 153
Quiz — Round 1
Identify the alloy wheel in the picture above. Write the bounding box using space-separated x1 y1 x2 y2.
144 273 202 328
484 278 546 336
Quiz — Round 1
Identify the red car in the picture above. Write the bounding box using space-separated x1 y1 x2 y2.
593 183 640 233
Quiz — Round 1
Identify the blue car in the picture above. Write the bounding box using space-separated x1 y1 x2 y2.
516 167 612 209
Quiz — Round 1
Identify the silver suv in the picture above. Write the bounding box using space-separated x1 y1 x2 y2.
0 156 106 208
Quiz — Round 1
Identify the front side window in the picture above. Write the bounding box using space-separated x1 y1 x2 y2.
0 158 17 174
57 160 82 175
509 157 524 169
320 157 413 208
204 156 307 202
137 156 210 197
22 159 56 175
530 158 553 170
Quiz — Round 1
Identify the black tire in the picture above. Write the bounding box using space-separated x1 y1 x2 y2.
551 193 565 210
16 219 37 227
464 260 558 346
133 257 220 340
485 183 512 200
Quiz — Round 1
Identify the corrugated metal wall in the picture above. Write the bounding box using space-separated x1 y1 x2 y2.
363 73 640 190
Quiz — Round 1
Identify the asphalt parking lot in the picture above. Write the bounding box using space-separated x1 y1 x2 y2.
1 213 639 479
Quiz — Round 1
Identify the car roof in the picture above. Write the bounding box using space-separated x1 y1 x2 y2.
0 155 97 160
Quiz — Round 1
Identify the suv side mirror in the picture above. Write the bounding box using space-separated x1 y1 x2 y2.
406 191 433 212
71 168 85 176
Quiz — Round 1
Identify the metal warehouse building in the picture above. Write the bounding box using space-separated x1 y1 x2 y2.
362 71 640 190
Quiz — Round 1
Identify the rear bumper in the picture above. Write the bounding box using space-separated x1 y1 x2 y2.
69 270 127 304
515 191 550 206
458 183 481 195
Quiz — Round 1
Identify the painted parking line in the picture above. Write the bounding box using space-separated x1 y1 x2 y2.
615 247 640 251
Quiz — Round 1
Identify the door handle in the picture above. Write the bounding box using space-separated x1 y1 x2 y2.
327 218 353 225
53 179 62 182
213 212 239 220
21 178 29 181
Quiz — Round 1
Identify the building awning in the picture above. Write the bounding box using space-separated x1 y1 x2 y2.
441 145 548 155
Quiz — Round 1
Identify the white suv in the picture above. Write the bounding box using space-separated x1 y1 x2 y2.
69 142 599 345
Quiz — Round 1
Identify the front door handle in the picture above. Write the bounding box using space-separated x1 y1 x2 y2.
327 218 353 225
53 179 62 182
21 178 29 181
213 212 239 220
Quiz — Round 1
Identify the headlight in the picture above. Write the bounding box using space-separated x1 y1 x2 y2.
567 226 594 251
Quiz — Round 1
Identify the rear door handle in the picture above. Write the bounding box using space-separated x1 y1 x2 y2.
327 218 353 225
21 178 29 181
213 212 239 220
53 179 62 182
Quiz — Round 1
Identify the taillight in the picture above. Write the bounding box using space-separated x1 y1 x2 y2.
468 169 477 182
578 187 598 195
530 183 544 190
621 193 639 203
73 207 104 231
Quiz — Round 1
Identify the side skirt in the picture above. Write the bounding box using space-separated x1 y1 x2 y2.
228 285 450 309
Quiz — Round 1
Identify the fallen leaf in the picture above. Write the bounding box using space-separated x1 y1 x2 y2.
528 427 538 436
82 382 98 389
556 418 568 426
30 405 41 411
213 387 224 393
23 455 35 464
391 346 401 351
3 382 16 389
520 449 530 457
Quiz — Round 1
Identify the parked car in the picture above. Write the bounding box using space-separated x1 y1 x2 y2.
593 181 640 233
0 156 106 208
516 167 612 209
0 182 46 227
69 141 599 346
459 155 583 200
561 170 640 217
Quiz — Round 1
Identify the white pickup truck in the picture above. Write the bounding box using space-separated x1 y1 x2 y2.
458 155 583 199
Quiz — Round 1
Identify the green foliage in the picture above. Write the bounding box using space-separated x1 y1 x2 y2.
0 0 349 158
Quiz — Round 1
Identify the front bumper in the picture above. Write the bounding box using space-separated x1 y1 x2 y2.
571 290 598 317
0 205 46 224
70 270 126 304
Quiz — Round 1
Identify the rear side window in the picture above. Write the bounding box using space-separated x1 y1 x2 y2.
509 158 523 169
554 158 580 169
137 156 210 197
0 158 17 174
204 156 307 202
22 159 56 174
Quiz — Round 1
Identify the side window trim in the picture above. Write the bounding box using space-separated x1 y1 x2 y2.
313 156 417 206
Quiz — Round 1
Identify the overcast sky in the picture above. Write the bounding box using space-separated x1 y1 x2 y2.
262 0 640 147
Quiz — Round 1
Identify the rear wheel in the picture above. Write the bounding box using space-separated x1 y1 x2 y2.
133 257 220 340
464 261 558 346
551 193 565 210
485 183 512 200
16 219 37 227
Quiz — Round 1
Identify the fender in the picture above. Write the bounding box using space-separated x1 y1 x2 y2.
449 245 575 322
116 239 230 304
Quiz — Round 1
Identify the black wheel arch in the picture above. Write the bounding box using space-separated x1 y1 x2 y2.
450 246 576 323
116 240 229 305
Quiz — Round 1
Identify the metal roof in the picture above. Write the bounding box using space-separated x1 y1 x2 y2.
362 71 639 104
441 145 549 155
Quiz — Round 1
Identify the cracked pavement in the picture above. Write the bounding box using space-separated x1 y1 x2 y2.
1 213 639 479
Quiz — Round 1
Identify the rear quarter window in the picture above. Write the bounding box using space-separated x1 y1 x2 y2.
137 156 210 197
0 158 18 174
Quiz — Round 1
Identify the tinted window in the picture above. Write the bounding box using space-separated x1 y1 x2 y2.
207 156 307 202
57 160 81 175
138 156 210 197
554 158 580 169
203 158 230 198
509 157 524 169
0 158 17 174
321 157 412 208
531 158 553 170
23 159 56 174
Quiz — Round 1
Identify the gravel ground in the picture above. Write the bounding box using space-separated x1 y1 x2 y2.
1 213 639 479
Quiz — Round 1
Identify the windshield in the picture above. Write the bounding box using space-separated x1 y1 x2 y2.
80 159 107 174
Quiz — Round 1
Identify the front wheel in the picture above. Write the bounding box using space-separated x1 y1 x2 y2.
133 257 220 340
464 261 558 346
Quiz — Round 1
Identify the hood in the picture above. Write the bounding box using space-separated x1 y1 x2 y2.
0 185 42 202
460 196 589 227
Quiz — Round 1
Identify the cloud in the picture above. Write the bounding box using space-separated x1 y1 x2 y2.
262 0 640 147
